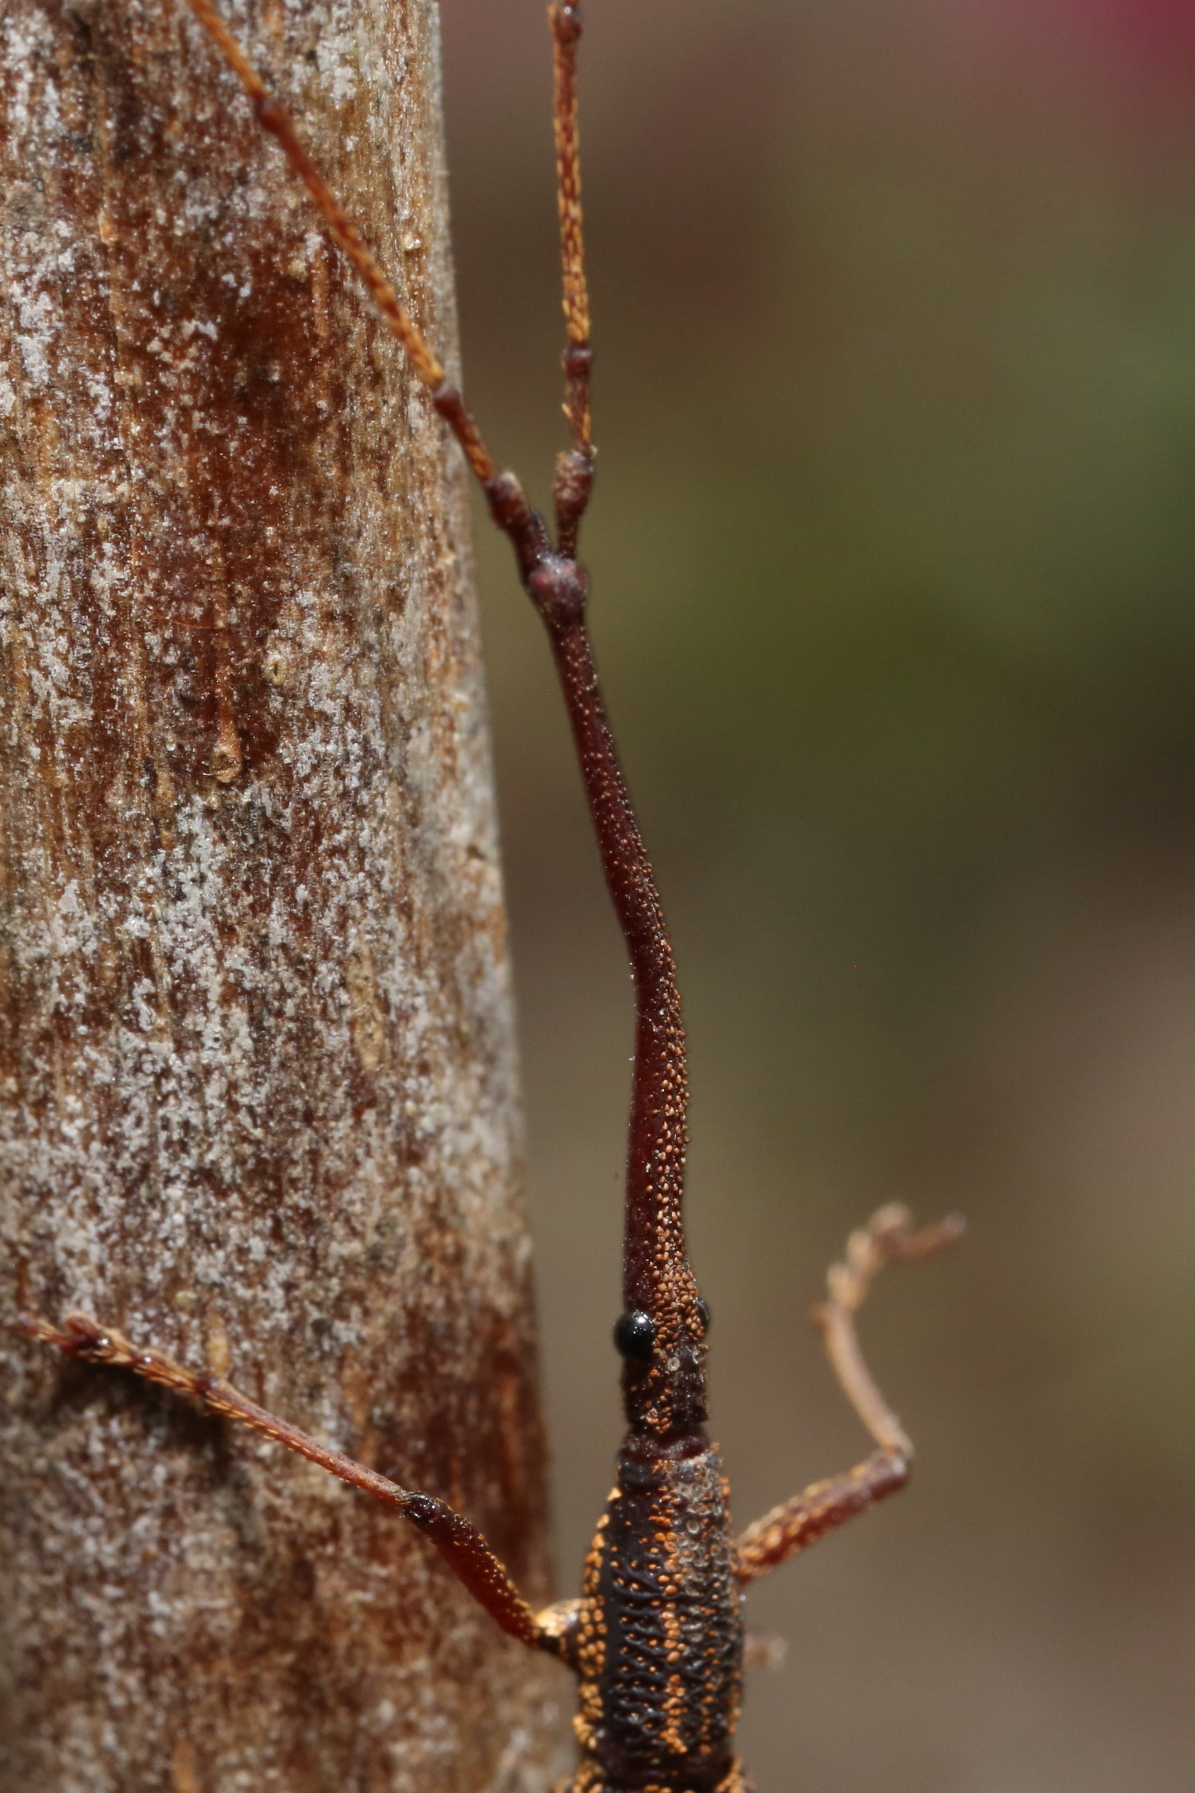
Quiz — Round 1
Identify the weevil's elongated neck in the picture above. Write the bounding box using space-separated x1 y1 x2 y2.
537 598 708 1437
180 0 707 1434
547 616 687 1291
528 1 706 1437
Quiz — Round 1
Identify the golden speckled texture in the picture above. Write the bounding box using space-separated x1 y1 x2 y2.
567 1439 745 1793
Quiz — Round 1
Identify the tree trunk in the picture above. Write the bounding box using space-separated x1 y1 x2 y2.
0 3 559 1788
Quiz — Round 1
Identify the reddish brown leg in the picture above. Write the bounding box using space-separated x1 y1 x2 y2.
17 1311 570 1658
734 1205 963 1583
735 1450 910 1582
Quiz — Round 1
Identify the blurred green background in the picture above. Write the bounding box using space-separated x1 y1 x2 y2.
441 1 1195 1785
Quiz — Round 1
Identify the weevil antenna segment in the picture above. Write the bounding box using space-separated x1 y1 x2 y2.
183 0 497 487
551 1 591 422
550 1 595 555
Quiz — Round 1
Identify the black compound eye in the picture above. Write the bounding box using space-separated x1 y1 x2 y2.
614 1309 656 1360
696 1297 711 1334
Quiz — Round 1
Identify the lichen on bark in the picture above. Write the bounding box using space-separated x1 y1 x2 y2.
0 2 559 1787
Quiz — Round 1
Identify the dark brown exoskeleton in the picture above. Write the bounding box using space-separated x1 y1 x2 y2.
18 4 963 1789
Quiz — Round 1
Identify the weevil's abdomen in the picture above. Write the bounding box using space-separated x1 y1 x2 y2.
571 1435 746 1793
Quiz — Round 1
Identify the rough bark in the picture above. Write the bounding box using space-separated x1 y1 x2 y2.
0 3 560 1789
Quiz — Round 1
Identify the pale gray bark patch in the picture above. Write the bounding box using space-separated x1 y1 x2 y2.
0 2 564 1787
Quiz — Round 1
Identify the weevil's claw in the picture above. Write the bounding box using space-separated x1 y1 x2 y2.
873 1205 967 1264
818 1206 965 1323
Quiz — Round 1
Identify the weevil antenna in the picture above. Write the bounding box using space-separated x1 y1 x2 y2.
549 1 595 558
182 0 500 491
533 5 704 1438
180 0 704 1436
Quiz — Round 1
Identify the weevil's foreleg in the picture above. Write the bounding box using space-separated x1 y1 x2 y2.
734 1204 963 1583
17 1311 570 1658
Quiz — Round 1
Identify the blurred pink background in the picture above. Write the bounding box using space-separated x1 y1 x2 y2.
440 3 1195 1786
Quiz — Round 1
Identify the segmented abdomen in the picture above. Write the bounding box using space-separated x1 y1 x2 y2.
571 1439 745 1793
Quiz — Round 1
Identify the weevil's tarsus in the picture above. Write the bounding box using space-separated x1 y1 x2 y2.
815 1203 965 1457
18 1310 420 1504
16 1310 566 1654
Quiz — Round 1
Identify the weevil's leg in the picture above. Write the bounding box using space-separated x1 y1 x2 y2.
17 1311 571 1659
817 1203 964 1454
549 1 594 556
734 1204 963 1583
734 1449 910 1583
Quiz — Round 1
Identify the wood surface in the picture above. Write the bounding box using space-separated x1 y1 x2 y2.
0 2 560 1786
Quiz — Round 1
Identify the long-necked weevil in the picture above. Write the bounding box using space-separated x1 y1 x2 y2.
17 3 963 1788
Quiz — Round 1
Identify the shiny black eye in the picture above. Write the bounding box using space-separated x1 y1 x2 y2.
614 1310 656 1359
696 1297 711 1333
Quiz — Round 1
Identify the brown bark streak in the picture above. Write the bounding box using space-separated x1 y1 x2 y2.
0 2 558 1787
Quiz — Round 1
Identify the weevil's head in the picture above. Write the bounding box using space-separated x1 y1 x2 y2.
614 1202 710 1439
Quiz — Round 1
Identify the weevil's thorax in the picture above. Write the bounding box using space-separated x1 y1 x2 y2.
572 1432 745 1793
